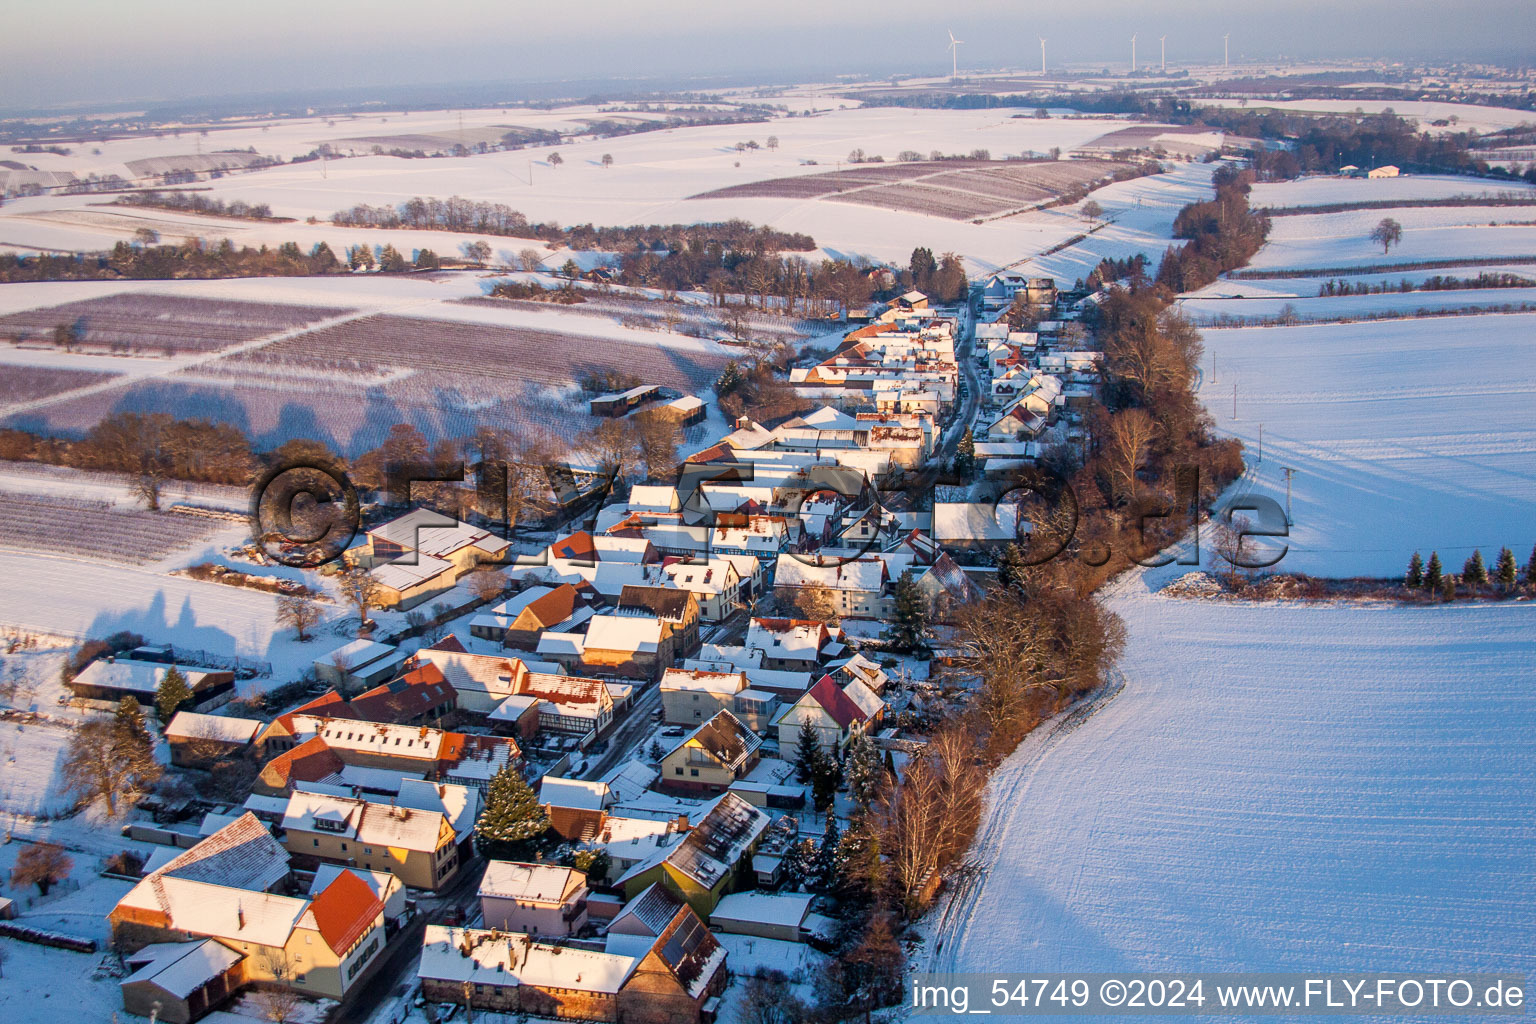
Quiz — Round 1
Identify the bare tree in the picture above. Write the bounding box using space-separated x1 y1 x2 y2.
765 135 779 151
1080 199 1104 224
1369 217 1403 255
633 409 680 481
783 582 838 623
1102 407 1157 505
10 841 72 895
1210 512 1252 588
547 151 563 168
600 153 614 169
336 567 382 630
251 948 303 1023
878 756 941 916
275 593 321 641
580 419 641 480
517 248 544 272
462 240 492 264
467 569 507 603
61 718 161 815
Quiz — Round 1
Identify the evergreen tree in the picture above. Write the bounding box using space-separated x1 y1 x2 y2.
1423 552 1443 591
1463 549 1488 585
1440 573 1456 603
647 739 665 762
378 244 408 272
884 570 928 654
1527 542 1536 585
834 814 884 903
114 696 151 749
810 749 842 813
997 542 1029 594
813 816 842 891
1494 547 1518 589
1405 551 1423 588
793 717 823 784
844 731 884 810
952 428 976 479
779 838 816 892
474 763 549 860
155 665 193 721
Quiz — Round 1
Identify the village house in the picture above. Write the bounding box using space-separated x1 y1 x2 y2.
743 618 838 673
772 554 890 620
774 675 883 764
581 612 671 681
933 502 1026 553
617 584 702 660
659 668 779 733
109 814 387 1005
539 776 613 840
281 785 467 892
479 861 589 936
418 910 725 1024
313 638 408 695
615 792 771 917
468 583 588 648
659 710 763 795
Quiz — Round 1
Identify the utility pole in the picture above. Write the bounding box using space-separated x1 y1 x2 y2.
1223 33 1230 69
1282 467 1295 525
1210 352 1217 383
1160 35 1167 74
1232 381 1238 419
1258 422 1263 462
1130 35 1137 73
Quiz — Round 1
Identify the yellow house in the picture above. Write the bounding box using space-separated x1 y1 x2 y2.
282 788 463 891
659 710 762 795
615 793 771 917
108 814 387 1003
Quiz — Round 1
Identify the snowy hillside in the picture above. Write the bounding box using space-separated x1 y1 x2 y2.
927 574 1536 985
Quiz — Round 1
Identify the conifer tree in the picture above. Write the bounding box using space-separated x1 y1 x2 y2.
114 696 151 750
1494 547 1517 589
1405 551 1423 588
1463 549 1487 586
810 749 842 813
1423 552 1443 591
813 816 842 891
884 570 928 653
793 717 824 784
779 838 816 892
1527 542 1536 585
155 666 193 721
952 428 976 479
844 731 884 810
1440 573 1456 603
474 763 549 860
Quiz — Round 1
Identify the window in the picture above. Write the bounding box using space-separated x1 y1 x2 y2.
313 838 320 847
674 767 684 775
340 843 348 852
690 768 699 777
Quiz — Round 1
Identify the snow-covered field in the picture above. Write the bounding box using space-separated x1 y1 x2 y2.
1243 206 1536 275
1198 97 1536 135
1250 173 1536 210
0 105 1165 274
1179 285 1536 324
1186 262 1536 300
1196 313 1536 578
929 573 1536 986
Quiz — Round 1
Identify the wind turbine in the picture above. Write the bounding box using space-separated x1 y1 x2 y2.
1160 35 1167 73
1130 34 1137 73
1039 37 1047 75
947 29 964 81
1223 33 1230 69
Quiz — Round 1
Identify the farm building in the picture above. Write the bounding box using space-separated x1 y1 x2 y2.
312 638 406 694
1368 164 1401 178
68 659 235 714
591 384 661 416
119 939 246 1024
709 891 816 943
164 712 263 768
658 394 706 426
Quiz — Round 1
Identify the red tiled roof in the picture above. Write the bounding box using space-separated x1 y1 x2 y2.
349 665 457 723
427 634 468 653
551 531 597 560
307 869 384 955
264 736 344 788
806 675 869 729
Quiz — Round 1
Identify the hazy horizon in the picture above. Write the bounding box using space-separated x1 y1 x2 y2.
3 0 1533 113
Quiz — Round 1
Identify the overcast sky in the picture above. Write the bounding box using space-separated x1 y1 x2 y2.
4 0 1532 111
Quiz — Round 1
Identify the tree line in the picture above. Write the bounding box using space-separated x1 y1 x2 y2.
111 190 281 220
0 237 344 283
1153 164 1272 293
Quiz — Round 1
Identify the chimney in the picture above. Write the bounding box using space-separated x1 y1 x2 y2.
236 904 245 930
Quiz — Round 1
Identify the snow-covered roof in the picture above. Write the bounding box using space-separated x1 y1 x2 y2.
479 861 586 904
660 668 746 695
369 508 509 558
124 939 244 998
489 693 543 721
164 712 262 745
745 618 827 662
668 710 761 773
371 552 456 591
72 659 219 695
710 890 814 930
627 485 680 512
933 502 1024 542
584 613 663 653
773 554 886 594
536 632 586 657
540 775 610 811
320 638 398 671
419 925 639 992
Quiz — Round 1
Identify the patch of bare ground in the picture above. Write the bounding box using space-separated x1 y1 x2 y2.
1163 570 1536 604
